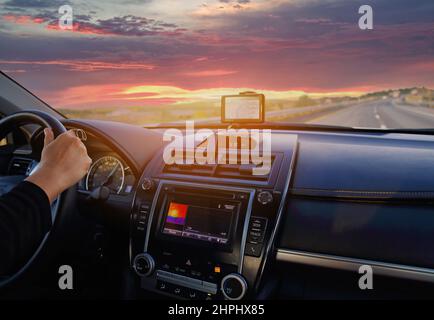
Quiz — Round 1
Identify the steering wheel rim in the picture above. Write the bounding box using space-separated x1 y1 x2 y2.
0 110 69 289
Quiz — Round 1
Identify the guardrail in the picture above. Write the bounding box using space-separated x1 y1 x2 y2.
265 101 353 121
144 101 356 127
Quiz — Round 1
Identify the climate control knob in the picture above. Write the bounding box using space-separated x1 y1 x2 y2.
221 273 248 300
133 253 155 277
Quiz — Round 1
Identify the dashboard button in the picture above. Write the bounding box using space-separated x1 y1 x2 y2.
190 270 202 279
172 286 183 296
248 231 264 243
137 214 148 222
245 243 262 257
157 281 169 292
136 225 145 232
249 231 262 237
251 217 267 228
140 203 151 210
188 290 198 299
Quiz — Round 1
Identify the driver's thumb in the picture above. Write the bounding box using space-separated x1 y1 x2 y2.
43 128 54 147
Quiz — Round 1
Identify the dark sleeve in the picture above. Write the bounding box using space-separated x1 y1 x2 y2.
0 181 51 275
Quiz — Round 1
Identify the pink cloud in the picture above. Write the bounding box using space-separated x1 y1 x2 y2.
45 21 109 35
183 69 238 77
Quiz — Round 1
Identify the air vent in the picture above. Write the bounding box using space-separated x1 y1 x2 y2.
8 158 32 175
215 163 270 181
163 155 276 182
163 163 215 176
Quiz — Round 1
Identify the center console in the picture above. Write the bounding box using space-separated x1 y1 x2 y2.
131 181 262 299
129 134 298 300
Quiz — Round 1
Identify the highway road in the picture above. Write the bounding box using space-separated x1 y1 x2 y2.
149 99 434 130
282 100 434 129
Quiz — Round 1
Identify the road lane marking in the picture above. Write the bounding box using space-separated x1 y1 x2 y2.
374 106 387 129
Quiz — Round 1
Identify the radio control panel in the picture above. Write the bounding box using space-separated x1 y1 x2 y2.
130 180 280 300
136 249 239 300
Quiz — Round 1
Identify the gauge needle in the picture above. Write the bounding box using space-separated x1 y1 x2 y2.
101 163 120 187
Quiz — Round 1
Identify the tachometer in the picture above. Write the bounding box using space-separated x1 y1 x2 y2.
85 156 125 194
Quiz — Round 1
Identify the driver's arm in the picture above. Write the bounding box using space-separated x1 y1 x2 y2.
0 129 92 274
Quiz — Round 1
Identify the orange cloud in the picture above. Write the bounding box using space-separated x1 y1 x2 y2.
0 60 155 72
45 22 109 35
3 14 45 24
120 85 364 103
183 69 238 77
39 82 365 110
43 83 128 108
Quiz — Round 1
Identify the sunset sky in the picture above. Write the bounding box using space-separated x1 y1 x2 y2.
0 0 433 109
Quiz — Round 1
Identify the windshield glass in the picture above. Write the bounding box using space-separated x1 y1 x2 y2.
0 0 433 129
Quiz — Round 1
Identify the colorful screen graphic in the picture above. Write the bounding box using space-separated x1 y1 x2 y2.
162 200 234 244
166 202 188 225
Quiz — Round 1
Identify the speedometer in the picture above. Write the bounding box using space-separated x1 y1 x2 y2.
85 156 125 194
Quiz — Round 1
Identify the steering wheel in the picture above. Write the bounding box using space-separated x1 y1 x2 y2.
0 111 74 289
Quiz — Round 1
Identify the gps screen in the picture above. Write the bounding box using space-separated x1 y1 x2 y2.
162 201 233 244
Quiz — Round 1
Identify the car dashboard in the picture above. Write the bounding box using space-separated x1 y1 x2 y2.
8 119 434 300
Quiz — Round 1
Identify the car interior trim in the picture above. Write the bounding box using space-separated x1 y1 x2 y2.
290 188 434 200
276 249 434 283
255 136 299 291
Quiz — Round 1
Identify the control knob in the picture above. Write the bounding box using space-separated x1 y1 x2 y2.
141 178 154 191
221 273 248 300
133 253 155 277
257 191 273 205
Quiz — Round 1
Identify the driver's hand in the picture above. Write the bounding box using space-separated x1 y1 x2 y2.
26 128 92 203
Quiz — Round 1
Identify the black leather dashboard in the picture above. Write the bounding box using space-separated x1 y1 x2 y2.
61 119 434 288
292 132 434 194
279 199 434 268
278 131 434 271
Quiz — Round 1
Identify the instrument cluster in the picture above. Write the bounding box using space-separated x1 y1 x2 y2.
79 154 135 195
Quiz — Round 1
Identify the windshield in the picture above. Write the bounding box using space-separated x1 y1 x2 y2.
0 0 433 129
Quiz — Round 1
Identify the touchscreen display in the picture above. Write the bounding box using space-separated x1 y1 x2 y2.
162 201 233 244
